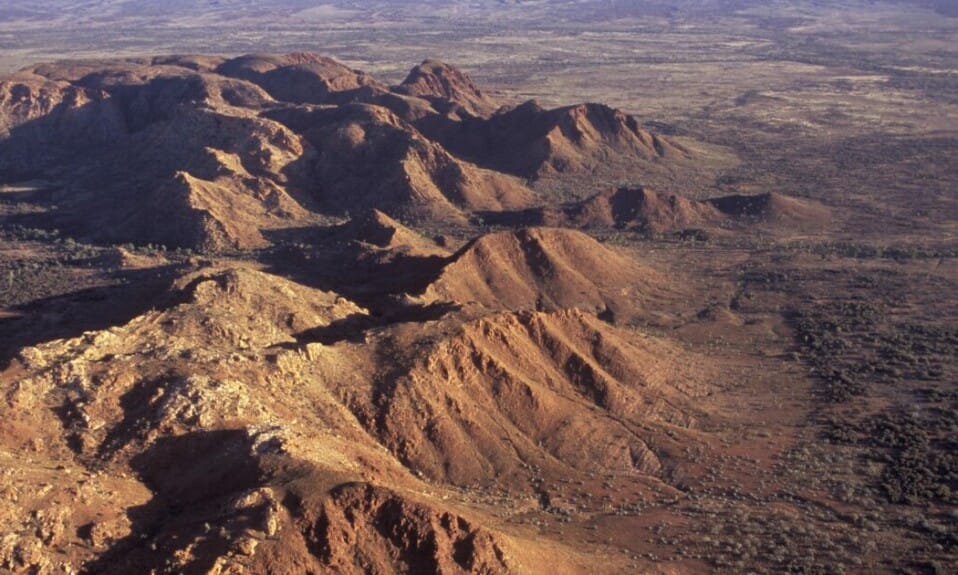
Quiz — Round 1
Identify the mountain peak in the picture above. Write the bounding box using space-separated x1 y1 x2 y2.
396 59 498 117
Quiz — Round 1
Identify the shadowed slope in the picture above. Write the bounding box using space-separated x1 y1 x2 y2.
709 191 832 223
216 52 387 105
267 103 536 222
338 209 450 255
480 187 833 234
4 62 317 251
60 105 315 251
427 100 690 182
0 73 125 178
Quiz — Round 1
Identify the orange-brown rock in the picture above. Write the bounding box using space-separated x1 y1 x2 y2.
339 209 449 255
352 309 711 487
423 227 667 316
431 100 689 181
0 264 647 573
0 74 124 177
60 106 315 251
1 54 696 249
216 52 387 105
268 103 535 222
481 187 832 234
481 186 723 232
709 191 832 224
395 59 499 118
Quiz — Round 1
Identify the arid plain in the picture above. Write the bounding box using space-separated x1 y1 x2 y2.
1 1 957 574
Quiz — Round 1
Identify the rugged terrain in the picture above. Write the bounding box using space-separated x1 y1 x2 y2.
1 2 957 574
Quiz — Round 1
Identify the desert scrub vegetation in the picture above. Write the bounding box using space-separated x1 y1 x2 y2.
786 297 928 403
881 440 958 507
0 226 190 307
783 240 958 261
788 286 958 511
669 500 870 575
0 257 100 307
824 409 958 507
788 291 955 408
